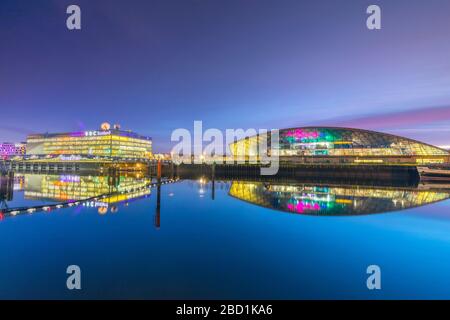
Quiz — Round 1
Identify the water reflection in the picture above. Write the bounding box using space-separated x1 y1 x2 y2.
2 171 450 299
2 171 450 219
229 181 450 216
154 182 161 229
0 172 154 219
0 173 14 211
24 173 150 202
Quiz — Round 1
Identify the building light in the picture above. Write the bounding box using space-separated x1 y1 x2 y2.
353 159 384 163
335 199 353 204
416 158 444 164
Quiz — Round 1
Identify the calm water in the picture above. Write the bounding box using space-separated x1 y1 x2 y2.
1 172 450 299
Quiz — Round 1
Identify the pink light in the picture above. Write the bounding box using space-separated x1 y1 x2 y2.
287 201 321 214
285 129 319 140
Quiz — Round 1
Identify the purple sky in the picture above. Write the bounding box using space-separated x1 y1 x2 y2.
1 0 450 151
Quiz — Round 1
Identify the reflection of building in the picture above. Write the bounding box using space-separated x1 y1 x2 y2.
0 143 26 157
13 175 25 191
229 181 450 216
24 174 150 202
26 127 152 160
0 173 14 206
230 127 449 165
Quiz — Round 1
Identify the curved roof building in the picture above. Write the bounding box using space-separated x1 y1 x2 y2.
230 127 449 165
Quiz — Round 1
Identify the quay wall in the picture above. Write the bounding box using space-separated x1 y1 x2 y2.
176 163 420 184
1 159 420 184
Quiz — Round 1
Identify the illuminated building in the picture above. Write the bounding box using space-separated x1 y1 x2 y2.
229 127 450 165
229 181 450 216
0 143 26 157
26 126 152 160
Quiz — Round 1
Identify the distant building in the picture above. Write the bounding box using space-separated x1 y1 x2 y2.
0 143 26 157
153 153 172 161
230 127 450 165
26 124 152 160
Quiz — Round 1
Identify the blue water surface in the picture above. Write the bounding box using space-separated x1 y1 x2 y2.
1 180 450 299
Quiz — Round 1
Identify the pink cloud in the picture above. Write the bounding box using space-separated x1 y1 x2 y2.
319 105 450 130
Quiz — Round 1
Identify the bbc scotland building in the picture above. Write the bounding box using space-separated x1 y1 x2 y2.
230 127 450 165
26 126 152 161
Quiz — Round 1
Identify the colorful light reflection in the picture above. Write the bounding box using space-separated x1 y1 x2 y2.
286 200 321 213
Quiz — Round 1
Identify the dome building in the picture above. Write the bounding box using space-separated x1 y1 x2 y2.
229 127 449 165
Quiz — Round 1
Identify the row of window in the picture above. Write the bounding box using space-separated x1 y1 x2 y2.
231 141 446 156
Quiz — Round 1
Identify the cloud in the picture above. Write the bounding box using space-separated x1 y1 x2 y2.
0 125 33 136
317 105 450 130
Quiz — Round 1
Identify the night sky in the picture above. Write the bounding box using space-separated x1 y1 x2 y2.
1 0 450 152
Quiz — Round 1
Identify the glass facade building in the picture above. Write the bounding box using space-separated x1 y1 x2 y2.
26 129 152 160
0 143 26 157
229 127 449 165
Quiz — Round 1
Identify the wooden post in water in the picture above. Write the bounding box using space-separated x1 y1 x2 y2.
170 161 174 178
155 182 161 229
157 160 162 183
211 162 215 200
154 160 162 229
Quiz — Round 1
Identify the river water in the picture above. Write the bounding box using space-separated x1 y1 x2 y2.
1 172 450 299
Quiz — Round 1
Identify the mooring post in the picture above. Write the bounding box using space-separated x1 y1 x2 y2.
211 162 215 200
155 182 161 229
170 161 175 179
157 159 162 183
